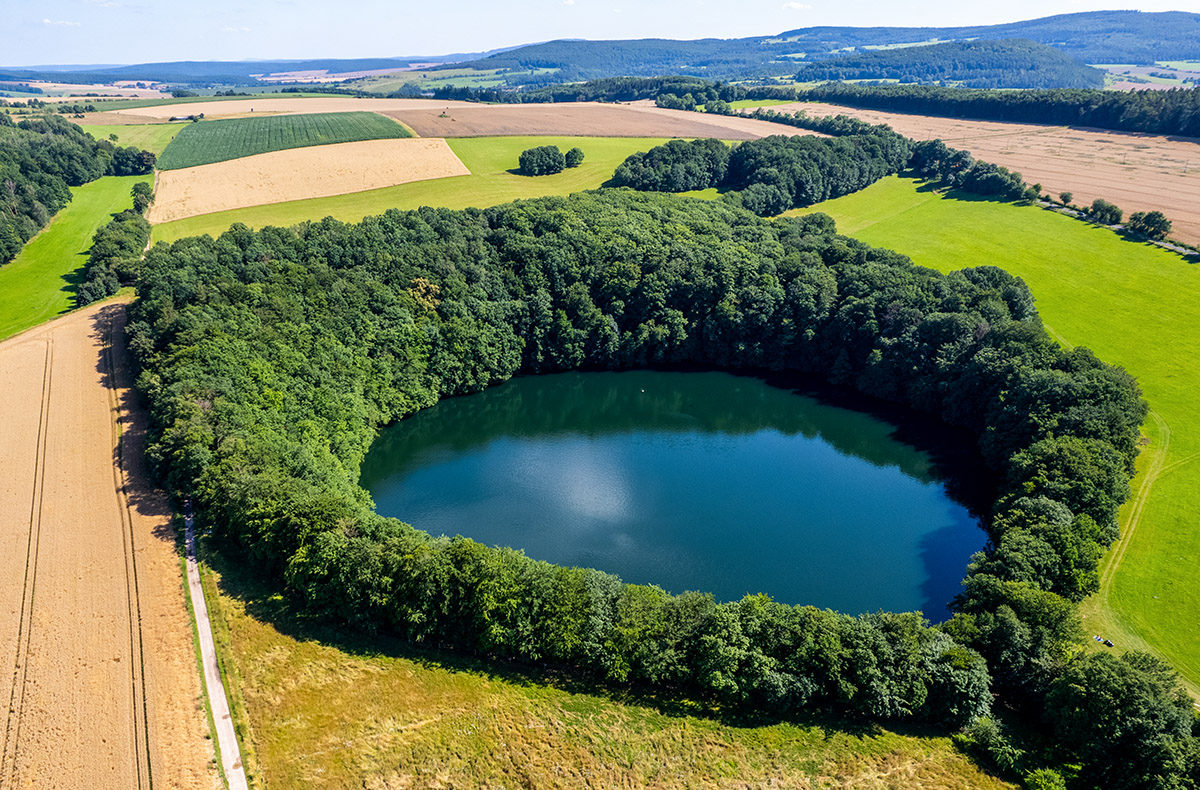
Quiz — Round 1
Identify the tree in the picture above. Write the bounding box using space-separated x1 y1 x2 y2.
564 147 585 168
518 145 566 176
131 182 154 215
1127 210 1172 240
1059 191 1073 205
1088 198 1123 225
1046 652 1195 790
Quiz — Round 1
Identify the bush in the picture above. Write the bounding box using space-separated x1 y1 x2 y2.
1023 768 1066 790
1088 198 1123 225
564 147 585 168
519 145 566 176
1127 210 1172 240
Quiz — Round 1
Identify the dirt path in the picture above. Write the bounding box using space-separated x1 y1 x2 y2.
0 300 217 790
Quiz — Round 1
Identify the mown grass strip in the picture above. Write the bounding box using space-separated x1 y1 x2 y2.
79 123 184 155
795 176 1200 695
156 112 411 170
0 175 151 342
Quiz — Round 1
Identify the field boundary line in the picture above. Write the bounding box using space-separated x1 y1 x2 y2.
185 504 249 790
103 307 154 790
0 337 53 786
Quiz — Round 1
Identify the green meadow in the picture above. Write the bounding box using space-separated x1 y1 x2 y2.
0 174 151 342
150 136 677 243
794 176 1200 694
80 123 184 155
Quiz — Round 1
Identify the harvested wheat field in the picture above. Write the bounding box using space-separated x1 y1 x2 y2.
768 101 1200 245
0 299 217 790
387 101 824 140
149 137 470 223
111 96 480 121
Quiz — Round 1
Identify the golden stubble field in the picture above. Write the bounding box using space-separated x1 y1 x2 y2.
148 137 472 223
386 101 824 140
0 300 217 790
769 101 1200 245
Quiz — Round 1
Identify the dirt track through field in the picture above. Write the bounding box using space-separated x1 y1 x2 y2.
385 101 824 140
0 301 217 790
767 101 1200 245
148 137 470 223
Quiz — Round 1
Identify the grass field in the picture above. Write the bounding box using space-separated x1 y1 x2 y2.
0 175 150 342
79 123 183 154
150 136 675 243
793 176 1200 696
201 552 1011 790
156 111 411 169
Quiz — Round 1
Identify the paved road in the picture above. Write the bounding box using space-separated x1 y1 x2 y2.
185 504 249 790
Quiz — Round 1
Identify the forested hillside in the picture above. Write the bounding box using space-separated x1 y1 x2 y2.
797 39 1104 90
0 113 154 265
798 83 1200 137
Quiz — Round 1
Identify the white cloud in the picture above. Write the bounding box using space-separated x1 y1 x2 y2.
782 1 812 8
43 18 81 26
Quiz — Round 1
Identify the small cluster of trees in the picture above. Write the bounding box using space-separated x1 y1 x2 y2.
909 139 1033 200
611 131 910 216
0 113 155 265
1087 198 1124 225
518 145 584 175
76 182 152 305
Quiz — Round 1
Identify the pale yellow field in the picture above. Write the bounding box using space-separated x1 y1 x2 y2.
112 96 481 121
148 137 471 223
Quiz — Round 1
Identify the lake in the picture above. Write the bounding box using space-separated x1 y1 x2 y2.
360 370 986 619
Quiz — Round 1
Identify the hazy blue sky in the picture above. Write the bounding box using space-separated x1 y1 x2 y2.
8 0 1197 67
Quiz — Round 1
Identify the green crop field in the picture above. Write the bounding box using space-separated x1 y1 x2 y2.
156 111 411 170
150 136 679 243
0 174 151 342
80 123 184 155
202 551 1012 790
793 176 1200 696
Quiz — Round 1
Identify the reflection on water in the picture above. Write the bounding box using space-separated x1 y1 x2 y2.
360 370 986 620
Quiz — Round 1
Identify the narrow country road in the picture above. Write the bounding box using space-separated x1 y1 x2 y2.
185 504 249 790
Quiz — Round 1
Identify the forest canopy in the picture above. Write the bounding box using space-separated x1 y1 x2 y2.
123 189 1192 784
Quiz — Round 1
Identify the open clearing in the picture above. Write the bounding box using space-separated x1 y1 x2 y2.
157 111 411 170
204 554 1012 789
150 136 674 241
768 101 1200 245
0 299 217 789
0 174 150 343
148 137 470 223
80 123 184 155
385 101 823 140
796 176 1200 695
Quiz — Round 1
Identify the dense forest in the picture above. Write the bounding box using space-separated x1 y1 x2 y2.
127 189 1194 785
797 39 1105 90
792 83 1200 138
611 132 911 215
0 113 155 265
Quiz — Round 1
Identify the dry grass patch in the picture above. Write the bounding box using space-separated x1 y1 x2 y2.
149 138 470 223
769 101 1200 245
113 97 481 121
202 556 1012 790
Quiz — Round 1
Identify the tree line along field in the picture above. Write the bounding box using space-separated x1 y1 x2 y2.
0 174 150 342
149 135 680 243
156 111 412 169
794 176 1200 696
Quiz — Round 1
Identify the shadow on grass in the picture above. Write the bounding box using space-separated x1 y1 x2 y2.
202 542 962 747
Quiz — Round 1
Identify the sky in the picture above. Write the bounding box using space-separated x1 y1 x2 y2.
7 0 1200 67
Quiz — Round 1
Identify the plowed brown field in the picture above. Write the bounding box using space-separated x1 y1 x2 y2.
386 101 823 140
768 101 1200 245
0 300 217 790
